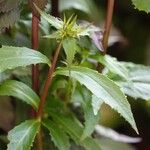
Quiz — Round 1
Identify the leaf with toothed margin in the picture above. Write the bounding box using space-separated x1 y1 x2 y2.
0 80 40 110
0 46 50 73
43 119 70 150
34 3 63 29
131 0 150 13
55 66 138 134
7 119 41 150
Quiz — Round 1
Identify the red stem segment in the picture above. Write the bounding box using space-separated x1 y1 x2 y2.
32 13 39 93
102 0 115 54
31 13 39 118
37 42 62 119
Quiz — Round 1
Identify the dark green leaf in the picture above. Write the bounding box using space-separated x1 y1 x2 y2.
0 46 50 73
7 119 41 150
0 80 40 110
55 66 138 133
49 111 101 150
43 119 70 150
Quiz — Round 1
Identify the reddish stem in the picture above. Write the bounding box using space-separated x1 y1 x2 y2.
37 42 62 119
30 13 39 117
102 0 115 54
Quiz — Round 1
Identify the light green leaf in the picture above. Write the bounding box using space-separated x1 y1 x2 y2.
0 80 40 110
43 119 70 150
55 66 138 133
49 111 101 150
7 119 40 150
34 4 63 29
63 38 80 66
132 0 150 13
116 62 150 100
92 55 129 80
92 95 103 115
0 46 50 73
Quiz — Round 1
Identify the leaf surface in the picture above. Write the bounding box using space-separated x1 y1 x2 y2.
49 111 101 150
43 119 70 150
132 0 150 13
7 119 40 150
0 46 50 73
55 66 138 133
0 80 40 110
63 38 80 66
34 4 63 29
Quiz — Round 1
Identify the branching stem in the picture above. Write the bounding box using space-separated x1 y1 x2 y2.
37 42 62 119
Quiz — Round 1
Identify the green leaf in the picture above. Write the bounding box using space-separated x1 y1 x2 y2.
0 80 40 110
72 86 101 140
0 46 50 73
55 66 138 133
49 111 101 150
92 95 103 115
43 119 70 150
34 4 63 29
63 38 80 66
7 119 41 150
132 0 150 13
92 55 129 80
116 62 150 100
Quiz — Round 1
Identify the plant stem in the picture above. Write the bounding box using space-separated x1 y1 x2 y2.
32 14 39 94
102 0 115 54
37 42 62 119
31 12 42 150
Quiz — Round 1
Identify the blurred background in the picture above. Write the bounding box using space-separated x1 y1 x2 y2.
0 0 150 149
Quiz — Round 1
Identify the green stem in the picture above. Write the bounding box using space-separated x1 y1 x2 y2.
37 42 62 119
102 0 115 54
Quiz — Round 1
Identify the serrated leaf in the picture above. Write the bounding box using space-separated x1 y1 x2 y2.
92 55 129 80
0 80 40 110
43 119 70 150
92 95 103 115
132 0 150 13
7 119 40 150
0 46 50 73
34 4 63 29
63 38 80 66
29 0 48 18
49 111 101 150
0 8 20 30
55 66 138 133
116 62 150 100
